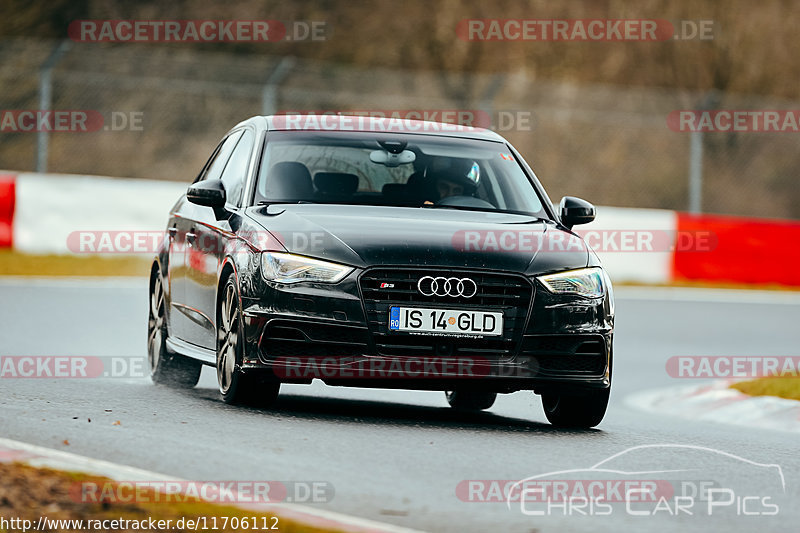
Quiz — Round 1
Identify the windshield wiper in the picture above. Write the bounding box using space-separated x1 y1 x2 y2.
257 200 317 205
421 203 544 218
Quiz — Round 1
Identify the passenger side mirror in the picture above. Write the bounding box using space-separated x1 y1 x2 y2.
187 179 226 208
559 196 595 229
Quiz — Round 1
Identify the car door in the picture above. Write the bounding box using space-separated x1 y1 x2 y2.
172 130 242 346
165 195 193 342
183 128 255 349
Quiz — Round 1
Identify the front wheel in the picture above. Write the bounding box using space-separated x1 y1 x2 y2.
541 388 610 428
217 277 280 406
445 390 497 411
148 269 201 388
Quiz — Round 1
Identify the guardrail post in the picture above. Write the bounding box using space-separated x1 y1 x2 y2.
688 130 703 214
688 90 720 214
262 57 296 116
36 40 70 173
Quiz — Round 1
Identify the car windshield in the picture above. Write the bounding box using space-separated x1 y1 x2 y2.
253 131 547 217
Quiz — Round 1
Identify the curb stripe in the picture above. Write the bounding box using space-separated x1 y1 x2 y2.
0 174 15 248
0 437 426 533
624 381 800 433
673 212 800 287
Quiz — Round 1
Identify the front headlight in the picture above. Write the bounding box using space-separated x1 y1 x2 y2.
261 252 353 284
537 267 606 298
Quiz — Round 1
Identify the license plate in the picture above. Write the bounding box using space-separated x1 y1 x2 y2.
389 307 503 336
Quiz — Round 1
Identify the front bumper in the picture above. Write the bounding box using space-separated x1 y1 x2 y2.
240 267 613 393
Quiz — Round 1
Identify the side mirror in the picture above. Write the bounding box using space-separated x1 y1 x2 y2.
187 179 226 208
559 196 595 229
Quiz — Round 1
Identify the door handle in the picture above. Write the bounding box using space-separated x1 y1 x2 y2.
186 232 197 245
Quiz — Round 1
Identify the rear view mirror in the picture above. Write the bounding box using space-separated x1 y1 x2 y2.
369 149 416 167
559 196 595 229
187 179 226 208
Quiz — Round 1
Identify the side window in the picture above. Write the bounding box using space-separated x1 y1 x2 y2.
219 129 255 207
197 131 243 183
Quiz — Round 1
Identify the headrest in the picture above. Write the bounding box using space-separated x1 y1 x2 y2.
382 183 406 196
314 172 359 195
266 162 313 200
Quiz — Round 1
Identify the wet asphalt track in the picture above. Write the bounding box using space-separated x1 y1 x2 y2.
1 277 799 532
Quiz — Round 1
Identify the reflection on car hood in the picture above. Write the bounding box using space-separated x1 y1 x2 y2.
246 204 588 274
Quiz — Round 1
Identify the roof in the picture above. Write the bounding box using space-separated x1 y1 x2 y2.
255 114 507 142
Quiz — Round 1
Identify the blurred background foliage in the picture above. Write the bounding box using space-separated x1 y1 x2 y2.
1 0 798 217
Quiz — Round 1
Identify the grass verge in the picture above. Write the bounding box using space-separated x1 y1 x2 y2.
0 462 338 533
0 250 152 277
2 250 800 292
616 279 800 292
730 376 800 401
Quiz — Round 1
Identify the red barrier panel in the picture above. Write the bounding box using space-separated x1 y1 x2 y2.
673 212 800 286
0 175 15 248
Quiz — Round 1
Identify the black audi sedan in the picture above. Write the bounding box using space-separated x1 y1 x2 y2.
148 114 614 428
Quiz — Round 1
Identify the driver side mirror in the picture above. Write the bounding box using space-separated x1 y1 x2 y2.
187 179 226 208
559 196 595 229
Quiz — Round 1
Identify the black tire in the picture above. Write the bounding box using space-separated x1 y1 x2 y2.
541 388 610 428
216 276 280 406
148 268 202 388
445 390 497 411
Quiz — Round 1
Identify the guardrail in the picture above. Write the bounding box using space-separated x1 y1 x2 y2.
1 172 798 286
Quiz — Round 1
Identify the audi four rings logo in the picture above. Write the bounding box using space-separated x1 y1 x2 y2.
417 276 478 298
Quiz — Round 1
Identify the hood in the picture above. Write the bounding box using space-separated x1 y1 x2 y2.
245 204 589 275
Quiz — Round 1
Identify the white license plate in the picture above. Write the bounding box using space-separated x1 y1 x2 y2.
389 307 503 336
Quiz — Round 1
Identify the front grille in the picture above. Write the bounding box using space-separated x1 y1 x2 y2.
521 334 607 377
360 268 533 359
260 319 370 358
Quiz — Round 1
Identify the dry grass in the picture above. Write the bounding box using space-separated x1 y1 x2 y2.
0 250 152 277
0 462 338 533
2 251 800 293
615 280 800 292
731 376 800 402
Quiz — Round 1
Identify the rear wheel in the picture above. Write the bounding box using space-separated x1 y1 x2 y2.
217 277 280 406
445 390 497 411
148 269 201 388
541 388 610 428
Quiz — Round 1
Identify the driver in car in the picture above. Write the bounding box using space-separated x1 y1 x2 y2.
422 159 481 203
